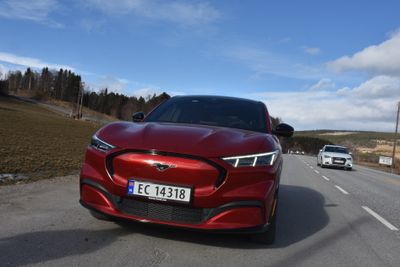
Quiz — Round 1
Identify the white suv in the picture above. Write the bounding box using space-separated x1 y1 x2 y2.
317 145 353 170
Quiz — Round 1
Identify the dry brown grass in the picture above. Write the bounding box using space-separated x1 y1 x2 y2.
0 96 101 183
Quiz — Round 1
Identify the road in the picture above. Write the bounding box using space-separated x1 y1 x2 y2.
1 155 399 266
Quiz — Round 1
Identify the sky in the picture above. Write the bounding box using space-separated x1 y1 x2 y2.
0 0 400 131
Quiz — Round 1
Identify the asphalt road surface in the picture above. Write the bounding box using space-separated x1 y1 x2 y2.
1 155 399 267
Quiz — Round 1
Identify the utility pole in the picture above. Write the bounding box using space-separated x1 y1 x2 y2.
79 90 83 119
75 88 81 119
391 101 400 173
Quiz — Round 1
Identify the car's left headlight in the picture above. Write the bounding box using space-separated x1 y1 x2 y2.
346 157 352 161
222 150 279 167
90 134 116 152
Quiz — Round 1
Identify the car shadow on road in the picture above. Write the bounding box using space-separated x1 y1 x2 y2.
115 184 330 249
0 228 126 266
272 184 330 248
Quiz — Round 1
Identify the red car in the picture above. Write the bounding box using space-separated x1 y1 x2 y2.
79 95 293 244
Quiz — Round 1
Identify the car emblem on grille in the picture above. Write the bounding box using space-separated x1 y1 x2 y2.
151 162 177 172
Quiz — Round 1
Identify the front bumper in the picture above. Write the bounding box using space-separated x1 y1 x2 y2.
80 179 268 232
322 158 352 168
80 147 280 232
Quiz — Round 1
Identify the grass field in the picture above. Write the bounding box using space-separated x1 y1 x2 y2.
0 95 101 183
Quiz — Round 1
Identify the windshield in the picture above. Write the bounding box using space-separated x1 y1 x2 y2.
324 146 349 154
145 96 267 133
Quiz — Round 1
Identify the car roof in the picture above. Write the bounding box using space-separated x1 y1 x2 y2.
171 95 264 106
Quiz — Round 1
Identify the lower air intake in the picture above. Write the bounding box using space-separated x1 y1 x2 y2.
117 198 210 224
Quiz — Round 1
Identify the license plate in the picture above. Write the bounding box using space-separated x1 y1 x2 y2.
127 180 191 203
334 160 344 164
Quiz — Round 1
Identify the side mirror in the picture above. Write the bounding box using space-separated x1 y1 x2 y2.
132 112 145 122
320 149 323 153
273 123 294 137
349 152 352 155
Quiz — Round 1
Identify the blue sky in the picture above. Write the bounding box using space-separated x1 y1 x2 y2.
1 0 400 131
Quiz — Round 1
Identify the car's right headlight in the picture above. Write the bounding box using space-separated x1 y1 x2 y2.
222 150 279 167
90 135 116 152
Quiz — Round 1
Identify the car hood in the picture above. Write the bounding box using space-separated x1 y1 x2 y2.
97 122 278 158
323 152 352 158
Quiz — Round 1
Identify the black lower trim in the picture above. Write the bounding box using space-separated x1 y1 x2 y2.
80 178 265 231
80 199 269 234
80 179 121 204
204 201 263 221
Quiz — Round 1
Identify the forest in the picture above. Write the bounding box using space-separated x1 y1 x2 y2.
0 67 170 121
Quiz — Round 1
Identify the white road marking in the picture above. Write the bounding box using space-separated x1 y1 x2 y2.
335 185 349 195
314 170 320 174
362 206 399 231
322 175 330 181
310 166 314 169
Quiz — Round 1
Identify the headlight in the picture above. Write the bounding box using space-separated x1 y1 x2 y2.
346 157 352 161
323 155 331 158
222 151 279 167
90 135 116 152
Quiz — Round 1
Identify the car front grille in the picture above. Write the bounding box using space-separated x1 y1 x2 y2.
117 198 211 224
332 157 346 165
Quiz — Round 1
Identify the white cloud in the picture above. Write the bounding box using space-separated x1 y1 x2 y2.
85 0 220 26
337 75 400 99
328 31 400 76
310 78 335 91
222 44 327 80
0 52 73 71
303 47 321 55
94 75 130 94
0 0 62 27
276 37 291 44
80 18 105 33
0 64 7 79
252 75 400 131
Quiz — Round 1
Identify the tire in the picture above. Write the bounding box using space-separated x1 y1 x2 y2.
251 194 278 245
90 210 113 221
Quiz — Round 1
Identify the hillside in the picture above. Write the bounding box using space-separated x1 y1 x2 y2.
0 95 101 183
296 130 397 148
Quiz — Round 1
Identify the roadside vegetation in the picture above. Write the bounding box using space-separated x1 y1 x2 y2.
0 67 170 120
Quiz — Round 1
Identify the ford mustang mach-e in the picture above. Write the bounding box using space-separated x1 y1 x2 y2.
80 95 293 243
